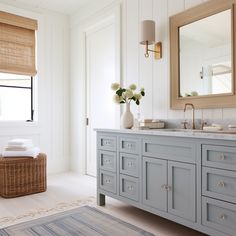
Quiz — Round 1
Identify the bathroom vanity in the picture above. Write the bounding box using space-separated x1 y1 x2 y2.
96 128 236 236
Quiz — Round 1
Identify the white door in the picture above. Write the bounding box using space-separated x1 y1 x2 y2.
86 17 120 176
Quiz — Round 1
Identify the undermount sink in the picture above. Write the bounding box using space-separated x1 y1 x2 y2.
159 129 236 135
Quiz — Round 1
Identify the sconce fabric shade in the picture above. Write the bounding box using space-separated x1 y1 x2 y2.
140 20 155 45
0 11 38 76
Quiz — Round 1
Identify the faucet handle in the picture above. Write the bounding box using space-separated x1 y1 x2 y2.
200 120 207 130
181 120 188 129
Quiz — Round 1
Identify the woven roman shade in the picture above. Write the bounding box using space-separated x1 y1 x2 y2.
0 11 38 76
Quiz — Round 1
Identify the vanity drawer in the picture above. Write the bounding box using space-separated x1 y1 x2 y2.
143 138 195 163
119 137 139 154
100 170 116 194
202 145 236 171
202 167 236 203
98 135 116 151
120 153 139 177
99 150 116 173
202 197 236 236
120 174 139 201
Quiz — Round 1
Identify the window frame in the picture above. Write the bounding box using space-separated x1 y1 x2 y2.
0 76 34 121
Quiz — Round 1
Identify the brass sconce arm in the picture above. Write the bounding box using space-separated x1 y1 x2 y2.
144 41 162 60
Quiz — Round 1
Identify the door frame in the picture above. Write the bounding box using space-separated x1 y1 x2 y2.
84 4 121 175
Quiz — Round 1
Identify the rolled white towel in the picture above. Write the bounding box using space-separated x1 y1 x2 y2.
4 146 31 151
2 147 40 158
8 139 33 147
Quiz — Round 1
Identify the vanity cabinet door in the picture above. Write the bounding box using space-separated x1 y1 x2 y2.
168 161 196 222
142 157 167 212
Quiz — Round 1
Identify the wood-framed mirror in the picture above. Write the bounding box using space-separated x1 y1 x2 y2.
170 0 236 109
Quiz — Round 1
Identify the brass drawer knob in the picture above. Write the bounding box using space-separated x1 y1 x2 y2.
219 214 226 220
219 153 225 161
217 181 225 188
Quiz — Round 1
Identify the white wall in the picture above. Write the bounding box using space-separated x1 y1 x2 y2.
70 0 236 173
0 3 70 174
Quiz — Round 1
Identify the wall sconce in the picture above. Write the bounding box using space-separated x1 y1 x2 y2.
140 20 162 60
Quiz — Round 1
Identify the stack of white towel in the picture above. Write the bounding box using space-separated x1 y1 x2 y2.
2 139 40 158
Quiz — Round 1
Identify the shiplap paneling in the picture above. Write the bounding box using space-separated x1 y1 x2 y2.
139 0 154 119
223 108 236 119
126 0 139 115
184 0 202 9
153 0 168 119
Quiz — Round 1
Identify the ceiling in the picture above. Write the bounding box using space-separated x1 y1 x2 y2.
1 0 93 14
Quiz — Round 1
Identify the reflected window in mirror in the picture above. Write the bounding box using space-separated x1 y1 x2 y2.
179 9 232 97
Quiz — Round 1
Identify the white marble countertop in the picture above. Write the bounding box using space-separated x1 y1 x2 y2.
95 128 236 141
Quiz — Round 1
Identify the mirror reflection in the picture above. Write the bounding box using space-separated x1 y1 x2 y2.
179 9 232 97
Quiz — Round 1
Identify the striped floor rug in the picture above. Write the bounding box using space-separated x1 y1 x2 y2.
0 206 154 236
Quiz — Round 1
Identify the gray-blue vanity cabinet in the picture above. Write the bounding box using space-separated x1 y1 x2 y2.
97 130 236 236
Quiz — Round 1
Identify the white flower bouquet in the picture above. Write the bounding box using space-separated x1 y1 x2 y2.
111 83 145 105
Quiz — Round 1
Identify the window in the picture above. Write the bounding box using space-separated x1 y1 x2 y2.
0 11 38 121
0 73 34 121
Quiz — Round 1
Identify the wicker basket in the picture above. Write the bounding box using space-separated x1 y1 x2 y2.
0 153 47 198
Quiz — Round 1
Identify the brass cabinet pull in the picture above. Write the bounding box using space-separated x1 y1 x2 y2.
127 143 133 149
161 184 171 191
127 185 134 191
127 162 133 167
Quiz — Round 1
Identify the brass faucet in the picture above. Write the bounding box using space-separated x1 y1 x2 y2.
184 103 195 129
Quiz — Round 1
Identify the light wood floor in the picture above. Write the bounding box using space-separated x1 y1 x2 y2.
0 172 206 236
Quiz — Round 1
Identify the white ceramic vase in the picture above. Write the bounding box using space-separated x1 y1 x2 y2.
121 103 134 129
